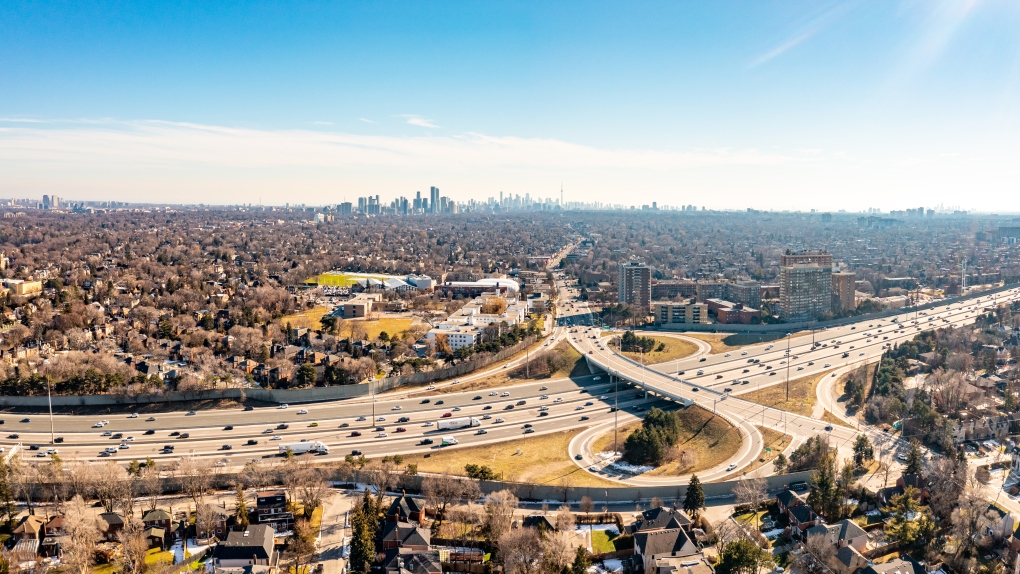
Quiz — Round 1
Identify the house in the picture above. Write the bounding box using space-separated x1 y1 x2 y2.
44 515 66 537
650 556 715 574
387 492 427 524
142 509 173 533
383 548 443 574
145 527 167 549
632 528 700 573
210 525 278 569
805 519 868 553
858 557 925 574
213 566 274 574
255 490 294 533
198 507 232 540
628 507 693 534
99 512 126 541
522 514 558 532
776 490 805 515
833 545 867 574
380 521 431 551
788 504 822 532
12 515 46 541
986 503 1015 541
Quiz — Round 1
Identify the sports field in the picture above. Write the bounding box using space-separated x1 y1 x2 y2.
306 271 401 287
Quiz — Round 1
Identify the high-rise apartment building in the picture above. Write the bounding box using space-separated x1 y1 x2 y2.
831 271 856 313
779 250 833 322
726 280 762 310
618 261 651 307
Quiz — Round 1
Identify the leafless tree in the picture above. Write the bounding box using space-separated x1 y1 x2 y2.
94 461 130 514
792 532 841 574
733 474 769 531
140 466 163 512
176 457 213 508
483 489 519 544
63 495 101 574
555 505 575 531
117 520 150 574
196 503 219 540
297 469 331 519
422 474 470 526
241 459 272 491
498 527 542 574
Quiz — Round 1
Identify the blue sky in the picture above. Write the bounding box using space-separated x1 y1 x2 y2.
2 1 1019 210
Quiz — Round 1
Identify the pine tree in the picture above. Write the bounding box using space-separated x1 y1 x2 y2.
235 484 250 528
807 452 840 521
905 440 924 475
683 474 705 518
852 435 874 468
570 546 590 574
349 490 379 573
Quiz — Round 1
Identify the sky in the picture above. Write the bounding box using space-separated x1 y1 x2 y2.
2 1 1020 211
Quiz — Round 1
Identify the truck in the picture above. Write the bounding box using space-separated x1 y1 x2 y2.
280 441 329 456
441 436 458 446
436 417 481 431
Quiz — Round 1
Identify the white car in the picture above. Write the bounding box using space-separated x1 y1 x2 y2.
489 391 498 396
128 413 138 418
555 397 564 403
92 423 104 428
593 376 602 381
494 418 505 423
452 407 461 412
297 409 308 415
726 463 737 471
575 406 584 411
376 416 386 421
724 353 730 357
824 363 831 368
501 392 510 397
271 435 282 441
125 437 134 441
119 443 130 449
696 370 704 375
263 428 273 433
741 351 747 355
214 461 227 468
539 406 549 411
377 432 388 438
423 422 434 427
540 395 549 399
391 405 402 410
278 404 289 409
426 385 436 390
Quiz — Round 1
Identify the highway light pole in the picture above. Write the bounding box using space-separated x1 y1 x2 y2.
613 372 619 455
785 332 791 401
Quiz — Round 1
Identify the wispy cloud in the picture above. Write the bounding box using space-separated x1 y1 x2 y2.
399 114 439 128
358 118 375 124
311 121 333 126
749 3 853 68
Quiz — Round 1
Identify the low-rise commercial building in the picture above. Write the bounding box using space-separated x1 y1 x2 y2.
653 300 708 326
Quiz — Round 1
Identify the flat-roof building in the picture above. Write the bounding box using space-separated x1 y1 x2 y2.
619 261 652 307
779 250 833 322
653 300 708 326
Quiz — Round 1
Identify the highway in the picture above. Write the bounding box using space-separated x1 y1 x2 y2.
565 286 1020 483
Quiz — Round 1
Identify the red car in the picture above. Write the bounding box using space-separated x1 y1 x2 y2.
396 427 406 433
441 412 452 418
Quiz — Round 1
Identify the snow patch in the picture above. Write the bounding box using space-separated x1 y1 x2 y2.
576 524 620 534
598 452 653 474
762 528 785 539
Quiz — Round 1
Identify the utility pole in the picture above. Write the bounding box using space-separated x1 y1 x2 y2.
46 376 54 445
613 373 619 454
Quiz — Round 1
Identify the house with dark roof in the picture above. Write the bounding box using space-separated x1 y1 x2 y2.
633 528 699 573
776 490 805 515
387 492 426 524
628 507 693 534
384 548 442 574
255 490 294 533
805 519 868 553
380 521 431 551
522 514 558 531
210 525 277 569
98 512 126 541
833 545 867 574
788 504 821 533
858 557 925 574
213 566 274 574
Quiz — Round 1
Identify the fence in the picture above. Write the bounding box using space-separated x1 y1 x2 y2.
0 336 538 408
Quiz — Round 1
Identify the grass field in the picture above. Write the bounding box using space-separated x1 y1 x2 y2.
591 529 626 553
307 271 400 286
591 405 742 476
739 370 835 417
280 306 331 330
620 336 699 364
398 428 620 487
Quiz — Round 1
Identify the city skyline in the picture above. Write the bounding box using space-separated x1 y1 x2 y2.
2 1 1020 210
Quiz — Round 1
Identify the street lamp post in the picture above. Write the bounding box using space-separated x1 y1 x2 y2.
47 377 54 445
613 373 619 455
785 332 792 401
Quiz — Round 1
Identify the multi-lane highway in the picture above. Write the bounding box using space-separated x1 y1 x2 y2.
567 286 1020 483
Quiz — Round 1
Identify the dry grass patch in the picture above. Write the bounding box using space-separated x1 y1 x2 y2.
620 336 699 364
822 410 854 428
439 340 588 394
740 369 835 416
682 334 740 355
280 306 331 330
590 405 742 476
399 428 620 487
720 426 792 479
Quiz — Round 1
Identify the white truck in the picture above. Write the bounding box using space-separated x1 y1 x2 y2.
436 417 481 431
280 441 329 456
441 436 458 446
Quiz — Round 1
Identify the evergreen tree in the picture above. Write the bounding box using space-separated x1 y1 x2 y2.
807 453 840 521
349 490 378 573
772 452 787 474
235 484 250 528
852 434 874 468
715 539 774 574
683 474 705 518
885 486 922 546
904 440 924 475
570 546 590 574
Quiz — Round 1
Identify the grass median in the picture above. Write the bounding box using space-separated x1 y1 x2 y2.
739 369 835 416
619 336 699 364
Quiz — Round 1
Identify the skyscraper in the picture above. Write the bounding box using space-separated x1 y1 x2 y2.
779 250 833 322
618 261 651 307
430 186 440 214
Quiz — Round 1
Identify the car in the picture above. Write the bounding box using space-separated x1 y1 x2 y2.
501 392 510 397
442 412 453 418
575 453 584 460
823 363 831 367
742 380 750 385
726 464 737 471
356 416 367 421
495 418 505 423
580 416 590 421
277 423 289 430
716 374 723 379
896 453 908 461
98 451 111 457
452 407 462 412
395 427 407 433
143 429 155 435
524 428 535 434
724 353 731 357
221 444 233 450
374 426 385 431
797 366 804 371
93 423 104 428
350 430 363 437
146 416 156 421
741 351 747 355
435 401 444 405
179 433 190 439
420 398 431 404
477 429 488 435
376 416 386 421
724 387 732 392
278 404 289 409
538 411 549 417
186 411 196 416
244 405 254 411
807 361 814 366
224 425 234 430
696 370 704 375
423 421 434 427
699 357 707 362
692 387 699 392
168 431 179 436
769 372 776 376
297 409 309 415
128 413 138 418
504 404 514 410
859 352 865 356
6 434 18 439
377 432 388 438
351 449 363 456
20 418 30 423
112 433 123 439
489 391 498 396
272 435 283 441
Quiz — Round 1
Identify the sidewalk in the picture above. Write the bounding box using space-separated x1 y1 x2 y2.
316 492 355 574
